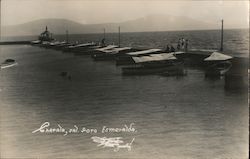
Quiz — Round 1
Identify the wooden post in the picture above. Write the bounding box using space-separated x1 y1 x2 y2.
66 30 69 43
103 28 105 39
220 19 224 51
118 26 120 47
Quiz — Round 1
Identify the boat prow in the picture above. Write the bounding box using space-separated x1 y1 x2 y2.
1 59 18 69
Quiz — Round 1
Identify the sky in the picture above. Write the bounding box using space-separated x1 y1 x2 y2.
1 0 249 28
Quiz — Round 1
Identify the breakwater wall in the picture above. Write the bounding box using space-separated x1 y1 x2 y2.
0 41 31 45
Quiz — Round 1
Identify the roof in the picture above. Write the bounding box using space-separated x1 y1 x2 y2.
95 45 118 51
69 43 95 48
150 53 177 60
102 47 132 54
204 52 233 61
132 53 177 63
127 49 162 56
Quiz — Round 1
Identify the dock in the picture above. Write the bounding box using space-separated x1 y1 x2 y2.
0 39 248 90
0 41 31 45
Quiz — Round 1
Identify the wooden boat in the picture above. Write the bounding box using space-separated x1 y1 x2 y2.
53 43 75 50
204 52 233 76
62 42 96 52
122 53 183 75
43 41 65 49
74 45 104 56
116 49 162 66
1 59 18 69
90 45 118 57
30 40 41 45
92 47 139 61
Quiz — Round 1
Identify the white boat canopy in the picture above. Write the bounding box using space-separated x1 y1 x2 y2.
204 52 233 61
95 45 118 51
102 47 132 54
132 53 177 63
69 42 95 48
127 49 162 56
49 41 62 45
132 56 154 63
150 53 177 60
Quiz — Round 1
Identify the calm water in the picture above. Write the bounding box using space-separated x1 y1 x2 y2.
0 30 249 159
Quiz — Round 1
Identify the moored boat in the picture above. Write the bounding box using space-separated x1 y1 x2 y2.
204 51 233 76
90 45 118 57
92 47 139 61
116 49 163 66
122 53 183 75
62 42 96 52
53 42 74 50
1 59 18 69
74 45 104 56
30 40 41 45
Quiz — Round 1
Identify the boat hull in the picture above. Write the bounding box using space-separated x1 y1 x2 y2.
1 62 18 69
122 62 183 75
205 60 232 76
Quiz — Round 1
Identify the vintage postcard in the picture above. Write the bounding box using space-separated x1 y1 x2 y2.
0 0 249 158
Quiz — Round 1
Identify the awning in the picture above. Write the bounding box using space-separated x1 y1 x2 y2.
95 45 118 51
102 47 132 54
127 49 162 56
204 52 233 61
132 56 154 63
69 43 95 48
150 53 177 60
132 53 177 63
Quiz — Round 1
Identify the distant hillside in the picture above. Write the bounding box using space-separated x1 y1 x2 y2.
1 15 245 37
2 19 87 36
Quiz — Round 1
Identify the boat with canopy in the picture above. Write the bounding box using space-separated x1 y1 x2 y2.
122 53 183 75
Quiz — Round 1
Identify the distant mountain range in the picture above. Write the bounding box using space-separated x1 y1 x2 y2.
1 14 248 37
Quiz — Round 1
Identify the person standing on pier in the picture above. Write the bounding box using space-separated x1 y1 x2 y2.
170 45 175 52
181 38 185 49
185 39 189 52
166 45 170 53
177 42 181 50
178 38 182 49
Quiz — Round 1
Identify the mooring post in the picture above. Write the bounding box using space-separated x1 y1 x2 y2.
220 19 224 51
103 28 106 39
118 26 121 47
66 30 69 43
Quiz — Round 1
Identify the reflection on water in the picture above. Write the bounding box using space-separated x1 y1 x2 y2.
0 43 248 158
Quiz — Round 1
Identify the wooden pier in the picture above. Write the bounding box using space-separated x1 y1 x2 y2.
0 41 31 45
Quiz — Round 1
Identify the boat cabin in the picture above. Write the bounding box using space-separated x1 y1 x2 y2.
39 26 54 42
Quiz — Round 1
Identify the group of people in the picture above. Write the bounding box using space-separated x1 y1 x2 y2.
165 38 189 53
165 45 176 53
177 38 189 51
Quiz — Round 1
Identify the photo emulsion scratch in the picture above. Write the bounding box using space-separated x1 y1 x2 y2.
0 0 249 159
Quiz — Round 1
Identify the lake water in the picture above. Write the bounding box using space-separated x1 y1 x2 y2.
0 30 248 159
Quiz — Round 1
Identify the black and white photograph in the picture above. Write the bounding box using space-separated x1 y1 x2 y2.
0 0 249 158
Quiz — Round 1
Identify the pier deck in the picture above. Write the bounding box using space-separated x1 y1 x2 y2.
0 41 31 45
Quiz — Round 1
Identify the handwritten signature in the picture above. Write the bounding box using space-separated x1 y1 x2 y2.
91 136 135 152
